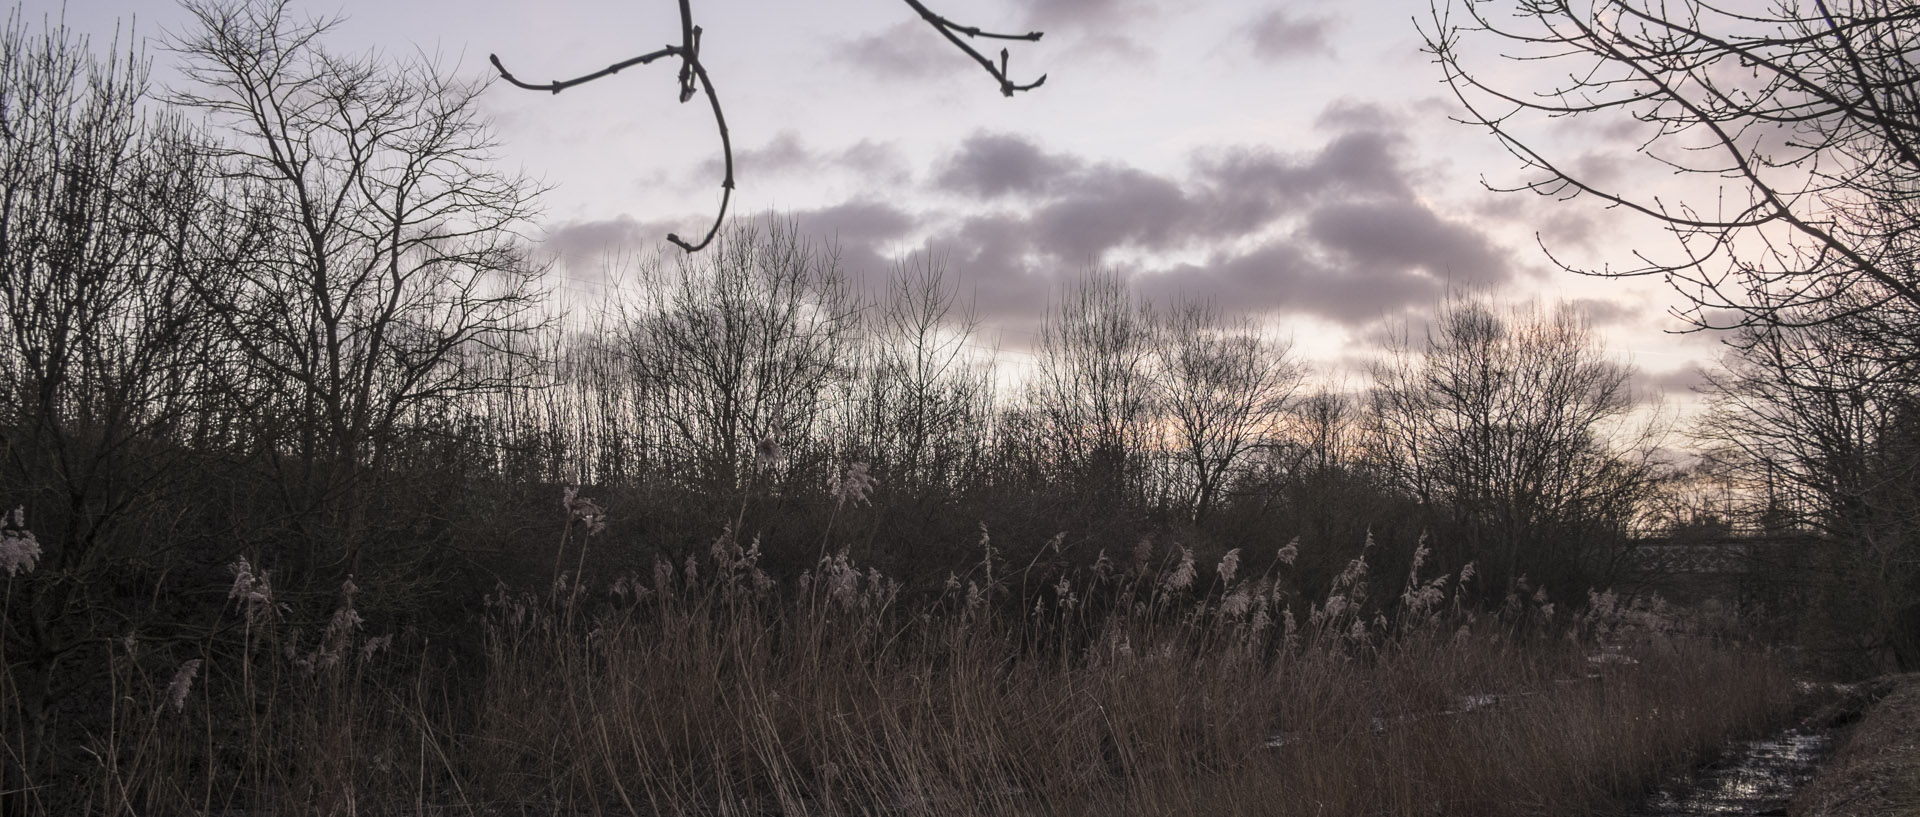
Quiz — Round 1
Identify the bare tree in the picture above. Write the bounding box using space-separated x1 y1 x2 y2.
1030 273 1160 505
838 251 995 494
1424 0 1920 338
619 218 859 497
168 0 549 573
1153 303 1302 522
1366 297 1657 588
1699 313 1920 665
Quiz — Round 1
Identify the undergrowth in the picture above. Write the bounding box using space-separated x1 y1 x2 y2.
1 495 1794 816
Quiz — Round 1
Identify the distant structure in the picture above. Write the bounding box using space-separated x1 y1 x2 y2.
1620 531 1824 607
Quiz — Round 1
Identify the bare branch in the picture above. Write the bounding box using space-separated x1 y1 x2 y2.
896 0 1047 97
486 47 676 94
488 0 1045 252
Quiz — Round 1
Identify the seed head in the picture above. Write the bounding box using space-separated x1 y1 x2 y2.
0 507 41 577
1220 586 1252 617
227 557 276 624
1217 548 1241 585
831 462 876 507
1162 547 1196 592
563 487 608 535
167 659 203 713
1131 536 1153 568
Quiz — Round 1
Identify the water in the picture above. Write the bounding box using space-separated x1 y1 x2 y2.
1258 682 1840 816
1625 728 1834 816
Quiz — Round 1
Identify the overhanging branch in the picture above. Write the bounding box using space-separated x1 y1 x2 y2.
488 1 1045 252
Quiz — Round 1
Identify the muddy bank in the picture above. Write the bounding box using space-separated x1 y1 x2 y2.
1792 673 1920 817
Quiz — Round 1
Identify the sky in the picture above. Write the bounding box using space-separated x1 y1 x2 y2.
23 0 1732 407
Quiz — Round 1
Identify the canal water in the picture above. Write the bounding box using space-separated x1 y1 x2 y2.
1624 727 1835 816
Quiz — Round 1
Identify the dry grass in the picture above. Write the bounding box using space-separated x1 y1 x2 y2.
4 522 1796 816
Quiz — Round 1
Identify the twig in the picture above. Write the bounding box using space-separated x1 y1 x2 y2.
897 0 1046 96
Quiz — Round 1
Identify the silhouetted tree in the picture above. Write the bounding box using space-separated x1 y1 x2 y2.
1031 273 1159 511
1701 312 1920 667
618 219 859 505
168 0 549 575
1154 302 1301 522
1367 297 1657 591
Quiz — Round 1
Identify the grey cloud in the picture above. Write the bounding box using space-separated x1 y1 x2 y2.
1537 208 1600 248
840 140 914 186
539 214 681 279
788 201 918 288
938 124 1420 264
792 200 916 245
1305 200 1514 288
698 132 911 186
1572 151 1627 187
1017 0 1156 62
734 131 812 175
1570 112 1651 145
1247 9 1334 61
1566 297 1639 327
1023 0 1147 28
838 21 953 80
1035 166 1191 259
1471 193 1601 249
948 213 1051 321
906 119 1522 329
1132 240 1439 325
1639 364 1712 397
935 132 1081 198
1192 129 1411 221
1315 99 1403 131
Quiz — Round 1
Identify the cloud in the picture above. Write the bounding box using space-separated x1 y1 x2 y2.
539 214 682 279
935 132 1082 198
1137 241 1436 325
697 131 911 186
838 21 954 80
733 131 813 175
1566 297 1638 327
1246 9 1334 61
1305 200 1513 288
1035 166 1192 258
787 200 920 293
553 106 1519 335
840 140 914 186
1191 129 1412 225
931 122 1426 264
1471 192 1603 250
792 200 916 245
907 118 1521 328
1314 99 1402 132
1015 0 1157 63
1638 364 1712 397
1023 0 1149 28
